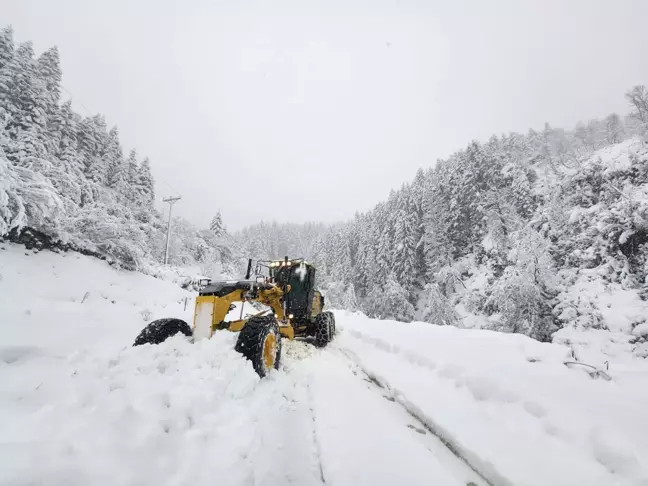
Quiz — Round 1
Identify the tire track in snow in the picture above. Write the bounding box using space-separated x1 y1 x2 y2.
306 380 327 484
307 340 487 486
278 340 327 485
331 342 507 486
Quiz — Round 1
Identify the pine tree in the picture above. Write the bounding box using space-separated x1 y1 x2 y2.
126 149 138 183
375 200 394 285
105 127 127 193
0 25 13 71
392 188 418 294
36 46 61 116
2 41 48 163
79 115 108 185
0 29 18 125
420 283 459 326
343 283 359 311
210 211 226 237
0 116 63 236
137 157 155 207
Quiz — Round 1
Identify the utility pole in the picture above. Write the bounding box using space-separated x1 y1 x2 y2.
163 196 182 265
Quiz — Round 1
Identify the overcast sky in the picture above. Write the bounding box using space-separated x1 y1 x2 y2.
2 0 648 230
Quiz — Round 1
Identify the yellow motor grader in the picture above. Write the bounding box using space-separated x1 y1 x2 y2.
133 257 335 376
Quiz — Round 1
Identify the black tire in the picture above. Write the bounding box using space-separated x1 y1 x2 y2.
328 312 336 338
235 315 282 377
133 318 192 346
314 312 333 348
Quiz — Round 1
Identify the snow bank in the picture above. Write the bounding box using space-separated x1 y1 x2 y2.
336 311 648 486
0 243 193 356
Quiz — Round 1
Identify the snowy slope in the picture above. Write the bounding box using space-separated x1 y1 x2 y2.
2 245 648 486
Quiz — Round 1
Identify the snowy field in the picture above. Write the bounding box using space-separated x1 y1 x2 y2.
1 244 648 486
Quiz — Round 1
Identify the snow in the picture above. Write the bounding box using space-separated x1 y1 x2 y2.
0 246 483 486
553 268 648 363
2 245 648 486
588 138 644 176
632 323 648 338
336 311 648 486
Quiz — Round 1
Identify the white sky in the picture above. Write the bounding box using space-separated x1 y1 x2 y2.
2 0 648 229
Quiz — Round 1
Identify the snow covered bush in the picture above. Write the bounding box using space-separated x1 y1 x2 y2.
364 273 415 322
342 284 359 311
61 203 152 270
319 281 346 309
420 282 460 326
0 152 62 237
486 228 558 341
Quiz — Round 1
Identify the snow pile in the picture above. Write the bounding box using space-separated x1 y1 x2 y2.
337 311 648 486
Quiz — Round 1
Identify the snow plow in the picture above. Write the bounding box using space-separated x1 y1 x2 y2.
133 257 335 376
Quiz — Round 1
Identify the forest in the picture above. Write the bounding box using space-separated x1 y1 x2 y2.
2 25 648 345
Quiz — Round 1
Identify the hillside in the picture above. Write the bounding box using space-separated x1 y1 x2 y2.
0 25 239 277
1 245 648 486
236 133 648 360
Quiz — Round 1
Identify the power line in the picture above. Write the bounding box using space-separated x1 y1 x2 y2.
159 177 182 197
60 84 94 116
61 83 183 200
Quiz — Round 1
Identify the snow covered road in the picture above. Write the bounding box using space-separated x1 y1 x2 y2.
1 329 487 486
2 245 648 486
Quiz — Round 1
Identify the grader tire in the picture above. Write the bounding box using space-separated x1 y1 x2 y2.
314 312 334 348
235 315 282 377
133 318 192 346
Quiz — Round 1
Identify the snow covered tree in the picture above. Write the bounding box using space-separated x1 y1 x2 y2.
364 273 415 322
1 41 49 163
0 117 62 236
137 157 155 208
0 25 13 71
342 283 359 311
78 115 108 186
486 228 558 341
209 211 226 237
626 85 648 125
392 188 419 294
105 127 126 193
604 113 624 144
420 282 460 327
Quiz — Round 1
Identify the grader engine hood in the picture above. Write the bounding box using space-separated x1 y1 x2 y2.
199 280 273 297
193 280 285 340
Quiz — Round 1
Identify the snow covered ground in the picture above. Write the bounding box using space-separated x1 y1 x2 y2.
338 312 648 486
1 244 648 486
